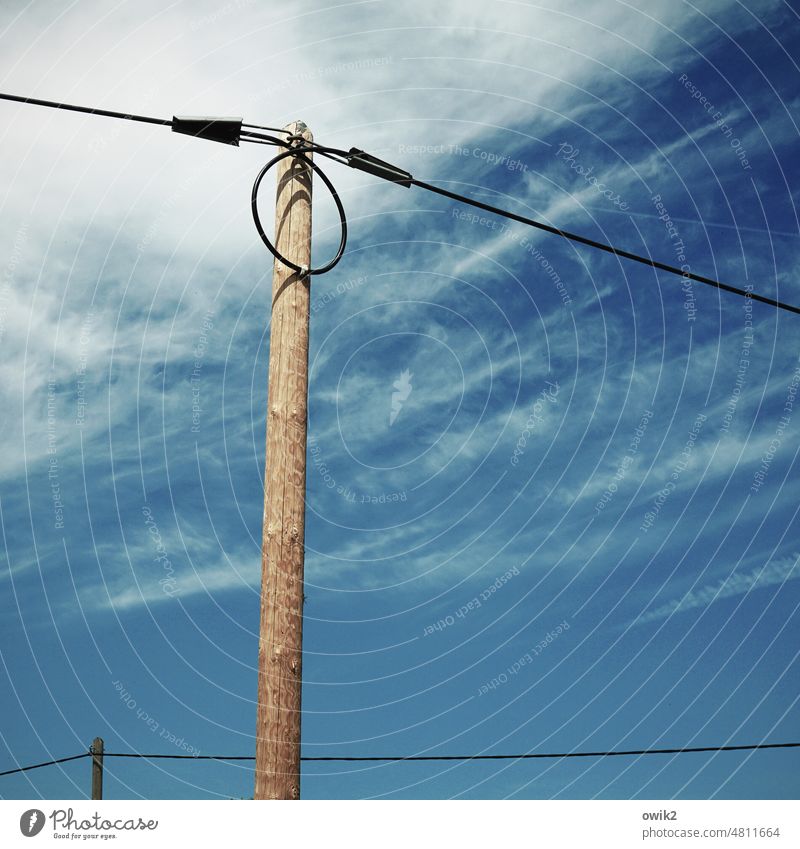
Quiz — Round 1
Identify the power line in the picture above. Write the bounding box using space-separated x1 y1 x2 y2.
1 742 796 777
0 752 90 777
404 177 800 316
108 753 254 760
1 89 799 315
313 143 800 314
0 91 289 150
0 92 171 127
299 742 800 761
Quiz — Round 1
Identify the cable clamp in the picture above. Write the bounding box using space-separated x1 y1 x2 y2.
171 116 242 146
346 149 413 187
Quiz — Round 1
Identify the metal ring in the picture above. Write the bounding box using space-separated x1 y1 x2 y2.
251 146 347 276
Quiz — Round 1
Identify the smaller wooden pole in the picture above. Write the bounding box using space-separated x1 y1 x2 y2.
91 737 104 800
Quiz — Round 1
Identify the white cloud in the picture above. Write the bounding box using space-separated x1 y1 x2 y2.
634 552 799 625
1 0 797 614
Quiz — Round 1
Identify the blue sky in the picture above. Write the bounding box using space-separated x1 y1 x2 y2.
0 0 798 800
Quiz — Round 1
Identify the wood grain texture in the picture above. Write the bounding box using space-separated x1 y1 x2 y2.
254 122 312 800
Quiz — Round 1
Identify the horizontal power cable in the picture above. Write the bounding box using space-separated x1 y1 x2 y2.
299 742 800 761
2 742 796 776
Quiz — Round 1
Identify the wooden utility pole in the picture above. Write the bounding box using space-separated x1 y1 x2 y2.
254 122 313 800
91 737 104 800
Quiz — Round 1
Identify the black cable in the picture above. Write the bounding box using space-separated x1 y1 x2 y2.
242 122 293 134
239 138 288 149
2 89 799 311
0 91 170 127
300 742 800 761
251 146 348 276
85 741 800 761
104 753 255 761
241 129 352 164
0 752 90 777
240 129 293 148
409 178 800 316
307 141 354 163
5 742 795 776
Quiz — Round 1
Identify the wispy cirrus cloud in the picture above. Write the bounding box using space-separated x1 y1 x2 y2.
634 552 799 625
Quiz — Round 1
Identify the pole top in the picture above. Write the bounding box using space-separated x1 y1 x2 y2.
283 120 312 143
